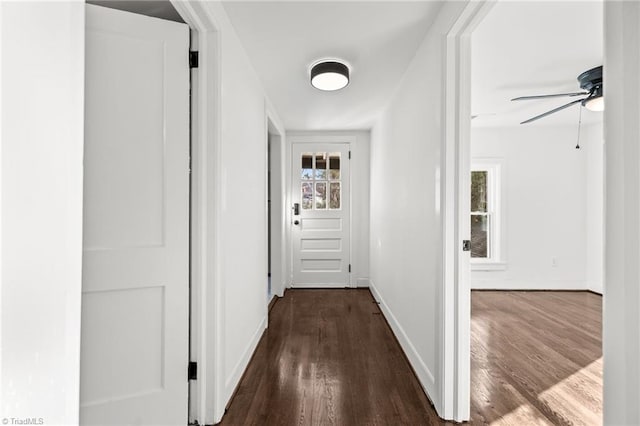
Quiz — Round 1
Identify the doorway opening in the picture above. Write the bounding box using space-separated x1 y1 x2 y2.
267 118 285 303
464 1 604 423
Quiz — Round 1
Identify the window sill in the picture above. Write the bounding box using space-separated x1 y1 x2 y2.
471 262 507 271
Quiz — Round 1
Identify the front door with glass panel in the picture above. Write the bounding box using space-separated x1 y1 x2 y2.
292 143 351 287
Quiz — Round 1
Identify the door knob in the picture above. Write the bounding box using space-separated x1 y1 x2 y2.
294 220 300 225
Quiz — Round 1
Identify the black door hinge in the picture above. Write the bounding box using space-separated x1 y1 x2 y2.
348 151 351 160
188 361 197 380
462 240 471 252
348 264 351 273
189 51 199 69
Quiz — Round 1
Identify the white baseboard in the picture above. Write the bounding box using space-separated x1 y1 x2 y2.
356 277 370 287
291 283 349 288
471 279 587 291
586 281 603 295
224 315 267 402
369 281 439 412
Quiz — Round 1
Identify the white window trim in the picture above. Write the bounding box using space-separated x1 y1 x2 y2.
471 159 506 271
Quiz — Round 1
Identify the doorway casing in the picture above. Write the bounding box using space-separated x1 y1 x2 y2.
441 0 495 421
170 2 223 424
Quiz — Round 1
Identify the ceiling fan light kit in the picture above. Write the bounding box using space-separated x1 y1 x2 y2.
310 60 350 91
512 65 603 124
585 96 604 112
584 85 604 111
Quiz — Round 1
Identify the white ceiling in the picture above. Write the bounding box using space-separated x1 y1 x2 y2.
222 1 444 130
471 1 603 128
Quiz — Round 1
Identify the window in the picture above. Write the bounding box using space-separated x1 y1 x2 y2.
470 161 504 268
300 152 341 210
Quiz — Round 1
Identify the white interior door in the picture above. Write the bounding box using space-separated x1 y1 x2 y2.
292 143 351 287
81 5 189 425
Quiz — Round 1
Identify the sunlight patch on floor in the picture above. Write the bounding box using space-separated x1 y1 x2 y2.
537 357 603 426
490 358 603 426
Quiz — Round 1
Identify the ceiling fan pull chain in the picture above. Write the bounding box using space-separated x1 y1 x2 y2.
576 106 583 149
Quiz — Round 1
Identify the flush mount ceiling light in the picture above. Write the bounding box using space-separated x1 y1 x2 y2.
310 61 349 91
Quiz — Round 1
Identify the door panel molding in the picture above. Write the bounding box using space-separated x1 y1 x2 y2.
82 5 189 424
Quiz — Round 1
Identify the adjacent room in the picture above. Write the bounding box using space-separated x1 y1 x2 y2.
470 1 603 423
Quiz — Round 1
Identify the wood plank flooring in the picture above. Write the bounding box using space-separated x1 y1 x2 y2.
219 289 447 426
218 289 602 426
471 291 602 426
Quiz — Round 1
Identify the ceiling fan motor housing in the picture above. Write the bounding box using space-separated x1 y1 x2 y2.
578 65 603 92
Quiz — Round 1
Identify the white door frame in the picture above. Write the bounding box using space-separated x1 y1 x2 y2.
170 2 223 424
441 1 495 422
602 3 640 424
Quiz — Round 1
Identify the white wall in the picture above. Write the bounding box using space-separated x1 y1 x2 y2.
470 123 603 291
286 131 370 288
0 2 85 424
350 132 371 287
603 2 640 423
368 1 468 417
203 3 287 420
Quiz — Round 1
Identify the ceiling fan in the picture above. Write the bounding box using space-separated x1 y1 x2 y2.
511 65 603 124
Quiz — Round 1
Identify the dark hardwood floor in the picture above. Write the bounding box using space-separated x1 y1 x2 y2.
219 289 448 426
219 289 602 426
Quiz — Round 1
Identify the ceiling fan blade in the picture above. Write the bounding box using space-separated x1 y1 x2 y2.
511 92 589 101
520 98 584 124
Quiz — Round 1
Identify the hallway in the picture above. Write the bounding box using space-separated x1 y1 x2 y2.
7 2 640 425
219 289 448 425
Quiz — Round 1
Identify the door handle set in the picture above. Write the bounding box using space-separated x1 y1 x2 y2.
292 203 300 225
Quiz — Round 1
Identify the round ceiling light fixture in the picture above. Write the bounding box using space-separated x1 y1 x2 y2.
310 60 349 91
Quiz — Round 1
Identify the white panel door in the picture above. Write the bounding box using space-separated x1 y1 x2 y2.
292 143 351 287
81 5 189 425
